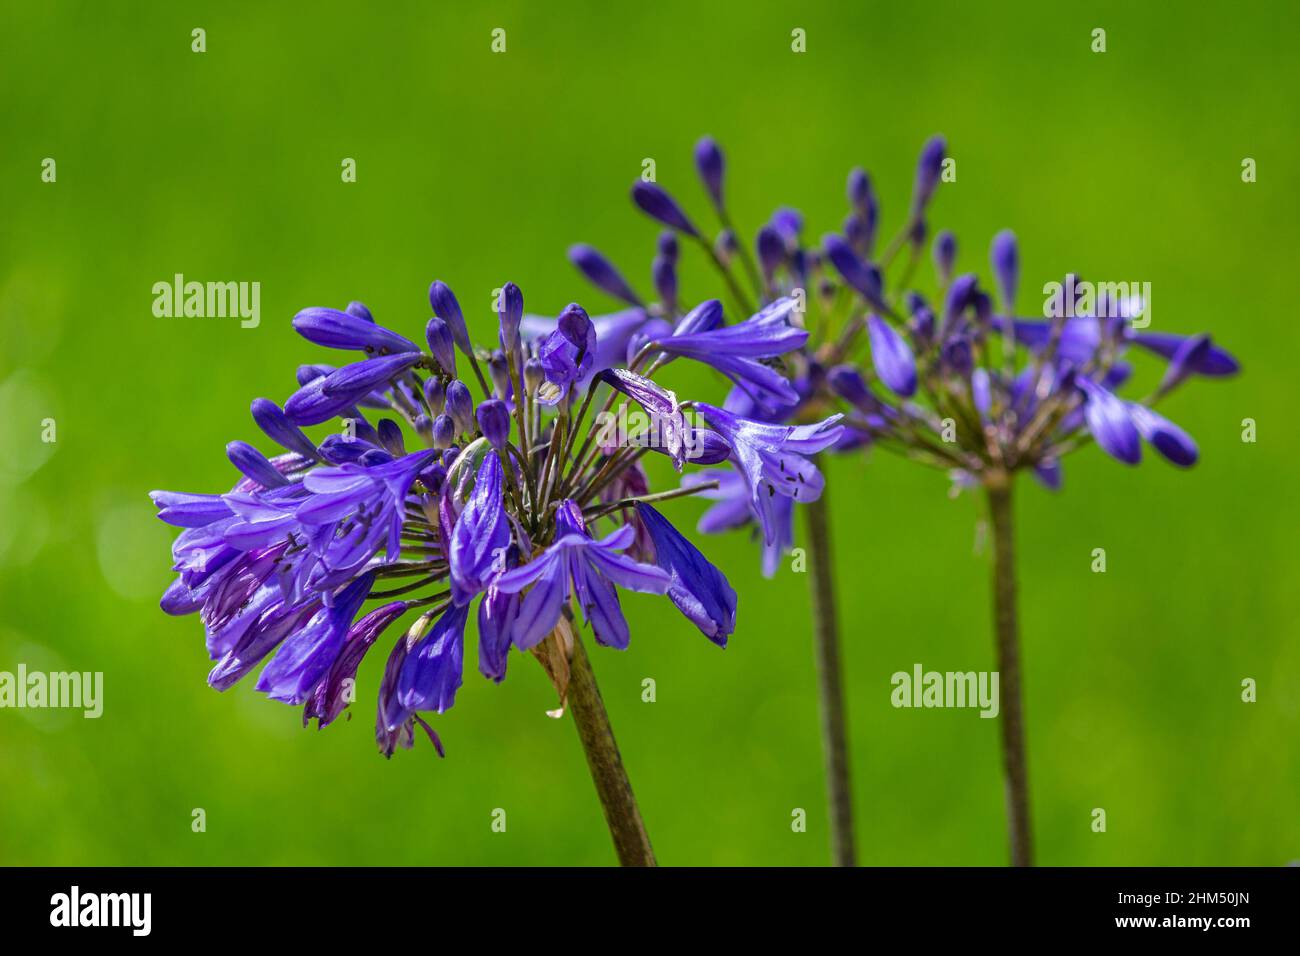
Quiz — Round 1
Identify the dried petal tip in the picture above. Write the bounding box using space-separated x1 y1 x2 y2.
631 181 699 237
694 136 725 209
476 399 511 450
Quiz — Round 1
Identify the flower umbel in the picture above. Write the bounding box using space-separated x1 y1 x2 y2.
153 278 821 760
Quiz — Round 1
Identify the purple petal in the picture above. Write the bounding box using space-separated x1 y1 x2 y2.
396 603 470 715
866 315 917 397
1078 378 1141 465
631 181 699 237
1130 405 1198 467
448 454 511 606
292 307 418 354
636 503 737 646
568 244 643 306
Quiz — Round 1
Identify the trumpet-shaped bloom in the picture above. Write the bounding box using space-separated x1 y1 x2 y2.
494 501 670 650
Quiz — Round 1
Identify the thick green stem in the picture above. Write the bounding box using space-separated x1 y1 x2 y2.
804 479 857 866
986 476 1033 867
566 631 657 867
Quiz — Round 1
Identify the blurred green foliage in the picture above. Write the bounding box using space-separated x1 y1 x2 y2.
1 0 1296 865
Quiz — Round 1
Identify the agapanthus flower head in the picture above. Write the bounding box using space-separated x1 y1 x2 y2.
569 134 1239 571
153 274 823 757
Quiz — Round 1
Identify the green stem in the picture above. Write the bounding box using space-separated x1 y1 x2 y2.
986 475 1033 867
566 630 657 866
803 476 857 866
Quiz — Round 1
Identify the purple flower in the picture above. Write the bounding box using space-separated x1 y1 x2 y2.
634 425 731 467
304 599 410 728
322 353 423 401
445 379 474 434
568 244 643 306
448 453 511 606
522 307 654 388
1077 378 1141 465
494 501 670 650
650 298 808 410
476 399 511 450
695 402 843 548
757 225 785 282
292 450 438 582
1129 331 1239 377
425 318 457 376
636 503 737 646
685 468 794 578
595 367 696 468
428 280 472 355
652 252 678 313
255 571 375 704
847 167 872 215
151 490 234 528
478 552 521 683
157 274 757 761
631 181 699 237
694 136 725 209
226 441 289 489
284 353 422 426
866 315 918 398
292 307 418 355
432 414 456 449
250 398 321 462
1130 405 1198 467
396 603 471 716
1157 333 1211 394
498 281 524 354
536 305 597 404
822 234 887 311
911 134 946 217
990 230 1019 309
933 230 957 282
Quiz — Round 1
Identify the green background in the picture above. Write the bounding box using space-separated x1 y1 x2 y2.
2 1 1295 866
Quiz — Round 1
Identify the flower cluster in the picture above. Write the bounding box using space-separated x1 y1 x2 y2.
569 136 1238 515
154 279 837 755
